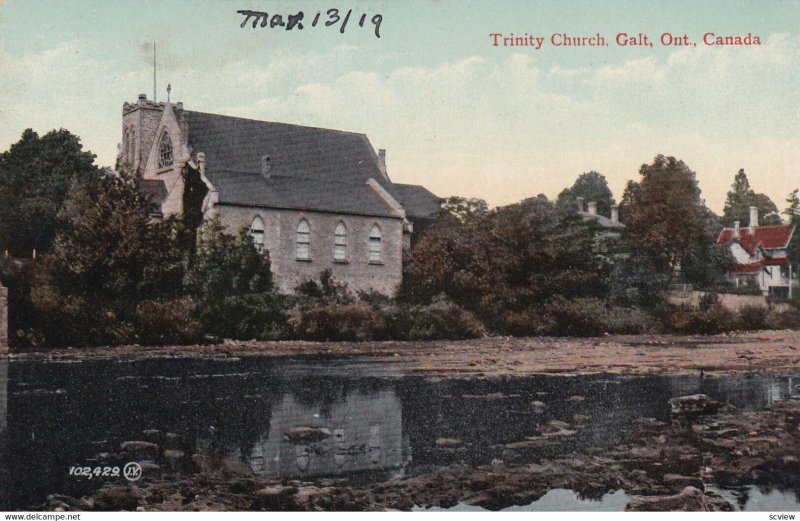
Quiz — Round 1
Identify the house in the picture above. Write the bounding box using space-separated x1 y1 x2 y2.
119 94 439 296
716 206 795 297
575 197 625 255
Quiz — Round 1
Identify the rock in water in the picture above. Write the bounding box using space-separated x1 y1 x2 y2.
435 438 464 448
626 486 732 511
668 394 720 420
284 427 331 443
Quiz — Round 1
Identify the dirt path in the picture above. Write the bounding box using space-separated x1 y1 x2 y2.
7 330 800 376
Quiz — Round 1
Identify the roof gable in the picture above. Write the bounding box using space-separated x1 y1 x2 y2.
184 110 404 218
717 224 794 253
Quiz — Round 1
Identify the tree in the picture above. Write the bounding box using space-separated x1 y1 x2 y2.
556 171 615 217
0 129 101 255
22 171 191 346
437 196 489 227
184 216 283 339
721 169 781 226
622 155 710 276
785 189 800 268
404 196 605 327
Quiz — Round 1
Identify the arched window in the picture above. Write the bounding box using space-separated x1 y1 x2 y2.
296 219 310 260
158 131 174 168
368 224 382 263
333 222 347 261
249 216 265 252
123 129 130 164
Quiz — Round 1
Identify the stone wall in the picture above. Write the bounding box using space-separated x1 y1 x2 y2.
667 290 790 312
0 282 7 355
212 205 405 296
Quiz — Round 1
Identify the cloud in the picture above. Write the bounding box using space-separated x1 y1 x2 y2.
1 34 798 213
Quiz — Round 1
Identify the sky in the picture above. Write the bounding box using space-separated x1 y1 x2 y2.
1 0 798 213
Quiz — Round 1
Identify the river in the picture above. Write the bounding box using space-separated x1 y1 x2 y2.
0 356 798 511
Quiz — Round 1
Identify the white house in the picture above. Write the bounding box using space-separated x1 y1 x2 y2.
716 206 795 297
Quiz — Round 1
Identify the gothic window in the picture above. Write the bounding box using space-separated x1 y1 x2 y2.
334 222 347 261
296 219 310 260
158 131 174 169
249 216 265 252
368 224 382 263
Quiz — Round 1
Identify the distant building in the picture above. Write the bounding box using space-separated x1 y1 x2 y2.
119 95 439 295
716 206 795 297
575 197 625 255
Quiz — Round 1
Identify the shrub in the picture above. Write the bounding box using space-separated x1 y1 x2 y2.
766 308 800 330
288 302 386 341
662 303 735 334
196 293 285 341
737 305 769 331
134 298 204 345
407 297 485 340
503 307 558 336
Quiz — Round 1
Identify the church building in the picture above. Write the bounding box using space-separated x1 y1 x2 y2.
120 94 440 296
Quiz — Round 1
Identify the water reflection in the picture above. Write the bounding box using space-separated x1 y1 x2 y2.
0 356 797 510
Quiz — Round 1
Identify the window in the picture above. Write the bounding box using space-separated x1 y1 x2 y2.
158 131 174 169
249 216 265 252
368 224 382 263
334 222 347 261
296 219 310 260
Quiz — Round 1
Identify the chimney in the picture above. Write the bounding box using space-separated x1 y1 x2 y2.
378 149 386 169
587 201 598 216
611 205 619 224
749 206 759 230
196 152 206 176
137 93 147 106
734 220 740 238
261 155 271 179
576 196 585 212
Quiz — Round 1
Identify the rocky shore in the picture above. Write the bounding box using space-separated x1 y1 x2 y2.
39 395 800 512
10 330 800 378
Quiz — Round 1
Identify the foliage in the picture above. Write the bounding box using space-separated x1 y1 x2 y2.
185 216 283 339
722 169 781 226
134 298 204 345
294 269 353 306
436 196 489 227
661 302 735 335
556 171 615 217
405 196 605 326
785 188 800 267
621 155 713 277
287 302 386 341
0 129 102 256
406 296 486 340
737 305 769 331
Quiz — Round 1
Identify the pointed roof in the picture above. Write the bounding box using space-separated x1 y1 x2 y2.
392 184 442 219
717 224 794 253
183 110 404 218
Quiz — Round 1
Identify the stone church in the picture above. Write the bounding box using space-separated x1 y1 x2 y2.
120 94 440 296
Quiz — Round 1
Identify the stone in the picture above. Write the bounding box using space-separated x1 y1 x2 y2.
531 401 547 412
625 486 732 511
284 427 331 443
668 395 720 420
120 441 159 457
435 438 464 448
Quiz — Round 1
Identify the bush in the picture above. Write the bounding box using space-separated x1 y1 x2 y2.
407 297 485 340
662 303 735 334
503 307 558 336
196 293 285 341
134 298 204 345
766 307 800 330
737 305 769 331
288 302 386 341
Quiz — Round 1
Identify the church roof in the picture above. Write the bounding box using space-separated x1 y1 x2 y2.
392 183 442 219
184 111 403 218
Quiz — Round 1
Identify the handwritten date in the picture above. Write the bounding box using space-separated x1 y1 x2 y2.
237 9 382 38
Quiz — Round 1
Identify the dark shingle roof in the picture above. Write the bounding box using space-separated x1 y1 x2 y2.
392 183 442 219
184 111 402 218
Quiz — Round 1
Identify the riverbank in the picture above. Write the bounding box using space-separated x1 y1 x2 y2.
39 395 800 511
8 330 800 377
